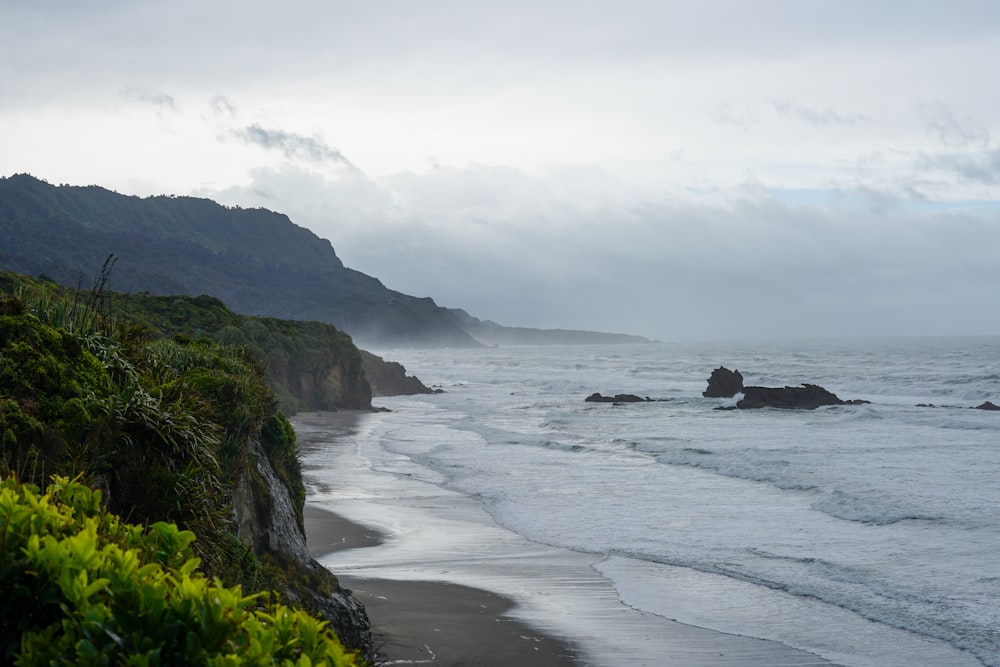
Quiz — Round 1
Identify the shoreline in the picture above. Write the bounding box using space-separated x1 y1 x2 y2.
296 410 845 666
297 411 581 666
304 503 580 666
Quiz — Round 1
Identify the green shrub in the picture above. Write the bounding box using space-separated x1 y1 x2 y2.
0 475 360 666
0 308 107 484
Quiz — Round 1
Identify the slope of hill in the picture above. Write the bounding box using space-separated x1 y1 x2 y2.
0 174 477 348
1 173 649 347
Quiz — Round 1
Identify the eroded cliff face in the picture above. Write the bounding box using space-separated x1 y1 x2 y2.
293 365 359 410
232 440 373 661
270 354 372 413
360 350 436 396
318 366 346 407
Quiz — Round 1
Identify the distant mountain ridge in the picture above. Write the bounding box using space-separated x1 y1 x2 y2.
447 308 652 346
0 174 648 347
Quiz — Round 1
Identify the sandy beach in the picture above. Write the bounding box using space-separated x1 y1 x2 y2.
304 504 579 666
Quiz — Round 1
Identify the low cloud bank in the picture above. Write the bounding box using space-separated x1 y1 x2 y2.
206 162 1000 340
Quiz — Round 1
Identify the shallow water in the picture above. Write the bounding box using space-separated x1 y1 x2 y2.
302 337 999 666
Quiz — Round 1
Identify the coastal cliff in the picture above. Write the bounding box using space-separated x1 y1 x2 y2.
361 350 438 396
0 285 375 661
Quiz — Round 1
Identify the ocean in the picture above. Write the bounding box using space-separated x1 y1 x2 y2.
300 337 1000 666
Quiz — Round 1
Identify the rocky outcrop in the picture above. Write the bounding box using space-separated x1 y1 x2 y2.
233 440 373 661
704 366 870 410
703 367 744 398
361 350 439 396
736 384 870 410
974 401 1000 411
585 393 651 403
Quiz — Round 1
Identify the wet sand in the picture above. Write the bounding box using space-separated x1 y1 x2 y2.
304 503 579 666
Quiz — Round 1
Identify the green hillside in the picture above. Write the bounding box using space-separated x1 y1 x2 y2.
0 174 477 348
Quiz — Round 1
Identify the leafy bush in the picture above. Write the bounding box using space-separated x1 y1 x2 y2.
0 306 107 483
0 475 360 666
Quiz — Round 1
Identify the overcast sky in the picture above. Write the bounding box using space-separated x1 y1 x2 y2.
3 1 1000 340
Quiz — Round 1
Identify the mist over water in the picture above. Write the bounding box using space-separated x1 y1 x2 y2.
320 337 999 665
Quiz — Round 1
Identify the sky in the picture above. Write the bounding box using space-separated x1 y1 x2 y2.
3 1 1000 341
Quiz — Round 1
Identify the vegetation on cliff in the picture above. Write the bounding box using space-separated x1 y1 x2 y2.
0 270 372 414
0 283 372 662
0 476 359 665
120 291 372 414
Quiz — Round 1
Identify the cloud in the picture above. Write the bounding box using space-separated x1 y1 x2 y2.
119 85 177 111
231 124 355 168
205 164 394 229
773 101 866 127
202 161 1000 340
210 94 236 116
711 104 758 130
918 148 1000 185
916 101 990 148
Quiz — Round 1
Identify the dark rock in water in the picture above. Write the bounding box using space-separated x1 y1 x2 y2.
737 384 847 410
586 392 649 403
974 401 1000 411
703 367 870 411
703 367 744 398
